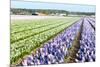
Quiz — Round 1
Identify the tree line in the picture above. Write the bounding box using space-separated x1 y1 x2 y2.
11 8 95 16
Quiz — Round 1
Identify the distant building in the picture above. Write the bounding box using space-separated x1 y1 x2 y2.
50 13 67 16
59 13 66 16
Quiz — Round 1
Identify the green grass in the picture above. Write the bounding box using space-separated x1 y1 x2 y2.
10 17 81 65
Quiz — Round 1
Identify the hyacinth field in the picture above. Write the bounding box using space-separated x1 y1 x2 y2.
10 16 95 66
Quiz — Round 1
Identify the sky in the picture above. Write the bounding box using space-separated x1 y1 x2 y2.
11 0 96 12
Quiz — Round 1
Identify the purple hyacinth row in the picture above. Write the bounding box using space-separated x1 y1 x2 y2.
88 17 95 28
75 18 95 62
20 20 82 66
89 17 95 23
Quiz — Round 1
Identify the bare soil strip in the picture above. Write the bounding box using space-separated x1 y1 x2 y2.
64 18 84 63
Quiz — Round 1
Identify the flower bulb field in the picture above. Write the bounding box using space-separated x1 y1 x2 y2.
10 16 95 66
